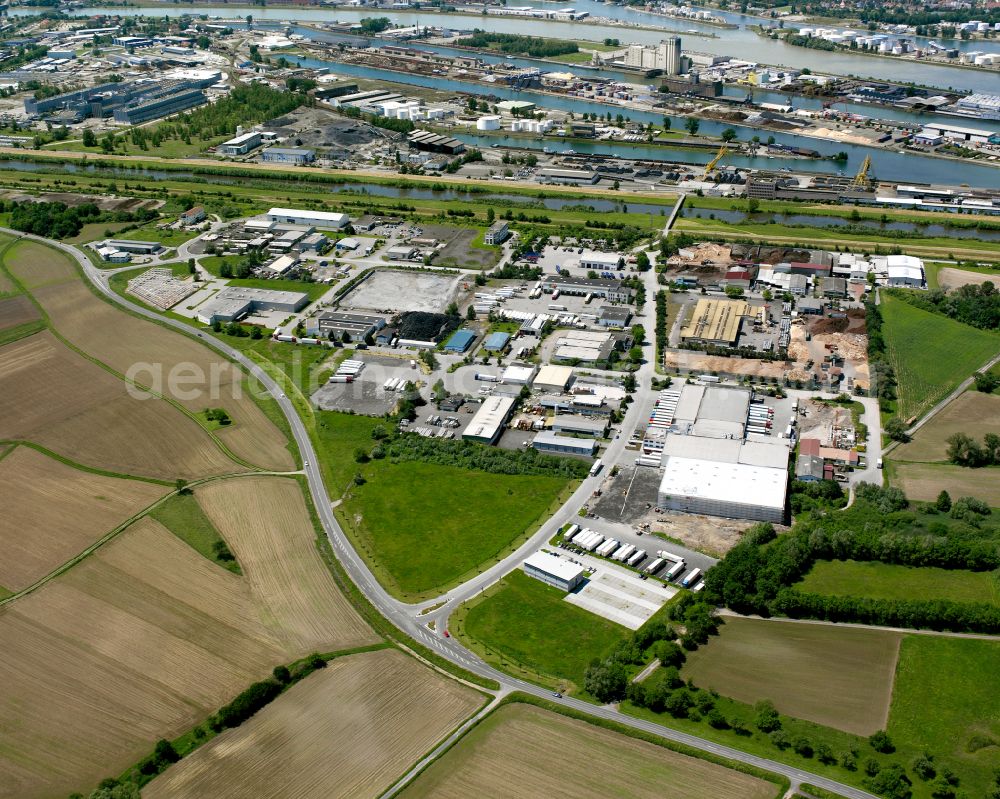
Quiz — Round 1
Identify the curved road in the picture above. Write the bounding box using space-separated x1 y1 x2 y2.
17 229 878 799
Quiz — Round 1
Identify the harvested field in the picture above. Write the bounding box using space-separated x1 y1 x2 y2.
5 240 293 471
0 270 14 295
3 239 77 289
399 703 779 799
936 267 1000 290
144 649 482 799
0 332 238 479
893 391 1000 463
0 446 167 591
893 461 1000 506
195 477 376 653
0 295 39 330
0 516 290 799
682 616 900 736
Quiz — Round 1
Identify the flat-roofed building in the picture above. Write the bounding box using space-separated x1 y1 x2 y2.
196 286 309 325
598 306 633 328
536 167 599 185
501 363 538 385
219 131 262 155
462 395 516 444
484 220 510 245
523 551 584 591
533 364 574 392
265 207 350 229
551 414 608 438
103 239 163 255
317 311 385 340
545 274 633 303
261 147 316 164
532 430 598 456
580 251 622 271
553 330 615 365
658 456 787 523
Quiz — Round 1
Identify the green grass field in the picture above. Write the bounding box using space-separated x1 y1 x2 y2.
681 617 900 736
798 560 1000 606
336 464 572 600
889 636 1000 797
150 492 241 574
881 294 1000 422
454 570 629 693
114 224 199 249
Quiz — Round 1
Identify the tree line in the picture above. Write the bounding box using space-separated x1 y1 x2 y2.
889 283 1000 331
456 31 579 58
7 200 156 239
946 432 1000 468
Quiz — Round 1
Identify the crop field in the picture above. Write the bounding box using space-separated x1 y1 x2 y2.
399 703 779 799
4 240 294 471
143 648 483 799
889 636 1000 797
0 295 39 330
893 461 1000 506
0 445 167 591
0 332 239 479
456 570 628 692
880 294 1000 422
892 391 1000 462
195 477 377 654
0 516 292 799
338 461 571 600
681 617 901 736
798 560 999 606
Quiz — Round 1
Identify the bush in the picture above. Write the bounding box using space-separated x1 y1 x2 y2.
584 660 628 703
213 678 282 730
869 730 895 753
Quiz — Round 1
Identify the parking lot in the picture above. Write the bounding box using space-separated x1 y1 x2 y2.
564 553 675 629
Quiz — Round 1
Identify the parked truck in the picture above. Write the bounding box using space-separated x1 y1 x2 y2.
681 567 703 588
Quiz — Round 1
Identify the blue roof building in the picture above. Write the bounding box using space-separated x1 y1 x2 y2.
483 332 511 351
443 329 476 353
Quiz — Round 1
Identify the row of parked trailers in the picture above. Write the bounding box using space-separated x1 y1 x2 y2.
329 359 365 384
382 376 412 392
636 389 683 468
561 526 703 589
746 400 775 436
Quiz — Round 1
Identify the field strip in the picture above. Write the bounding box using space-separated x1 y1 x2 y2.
719 610 1000 642
0 471 294 610
0 439 173 485
0 239 264 472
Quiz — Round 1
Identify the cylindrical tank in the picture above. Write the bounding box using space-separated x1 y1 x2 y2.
477 115 502 131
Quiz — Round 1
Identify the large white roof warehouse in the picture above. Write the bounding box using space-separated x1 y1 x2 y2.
264 208 350 228
658 457 787 524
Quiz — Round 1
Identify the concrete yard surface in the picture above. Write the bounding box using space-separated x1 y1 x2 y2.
565 556 675 629
339 269 461 314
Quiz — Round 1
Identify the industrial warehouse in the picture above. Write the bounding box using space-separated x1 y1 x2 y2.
646 384 792 523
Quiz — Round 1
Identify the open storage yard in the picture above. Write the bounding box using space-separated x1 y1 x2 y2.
681 617 901 736
398 702 780 799
338 269 461 315
881 294 1000 423
143 648 483 799
0 332 239 479
798 559 1000 606
4 239 294 472
892 390 1000 462
0 445 167 592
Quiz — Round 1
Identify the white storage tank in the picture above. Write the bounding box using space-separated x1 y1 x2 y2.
477 115 502 131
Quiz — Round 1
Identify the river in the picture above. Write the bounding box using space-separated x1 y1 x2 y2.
50 4 1000 93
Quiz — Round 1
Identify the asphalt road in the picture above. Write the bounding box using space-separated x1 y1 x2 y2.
19 230 878 799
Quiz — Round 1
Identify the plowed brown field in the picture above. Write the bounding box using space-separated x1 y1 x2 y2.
143 649 482 799
0 517 288 799
0 446 168 591
0 332 238 479
0 295 39 330
7 240 292 471
399 703 779 799
195 477 376 654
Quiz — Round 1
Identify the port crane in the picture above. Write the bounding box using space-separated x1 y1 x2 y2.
851 155 872 190
702 145 730 180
